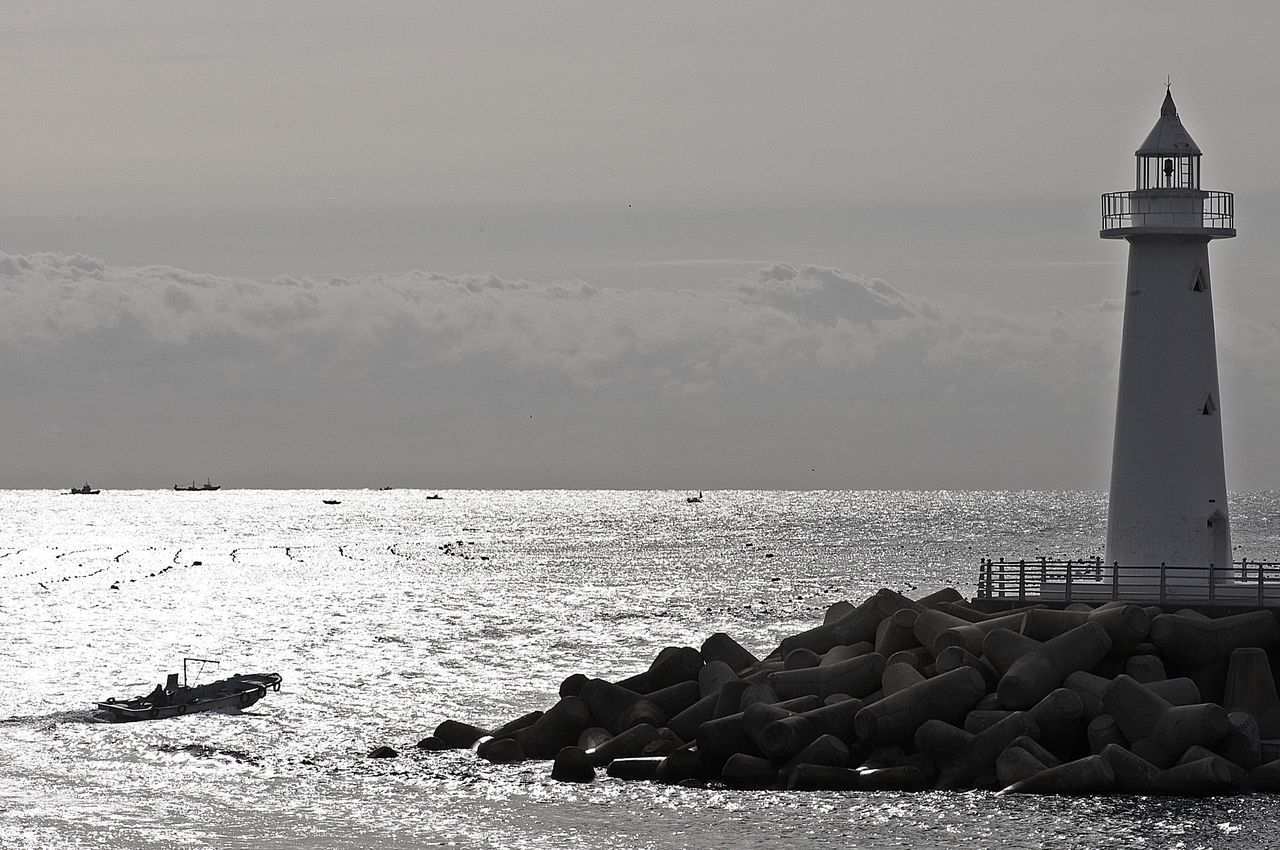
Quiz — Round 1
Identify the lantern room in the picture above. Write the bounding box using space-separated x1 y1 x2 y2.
1101 89 1232 238
1135 89 1202 190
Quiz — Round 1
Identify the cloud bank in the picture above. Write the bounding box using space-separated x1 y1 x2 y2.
2 251 1275 489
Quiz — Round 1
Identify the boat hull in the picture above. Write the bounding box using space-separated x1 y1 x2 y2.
95 673 281 722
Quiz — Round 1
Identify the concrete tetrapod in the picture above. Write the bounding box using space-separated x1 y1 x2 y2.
695 695 823 767
584 723 659 766
880 662 926 696
1022 604 1151 656
1002 754 1115 795
700 632 758 674
698 660 742 697
990 623 1113 710
760 697 865 760
1148 610 1280 671
432 719 490 749
1215 711 1262 771
1222 646 1280 738
667 693 719 742
1178 745 1249 790
914 710 1039 790
617 646 704 693
777 733 851 782
912 609 973 656
1087 715 1127 754
653 748 705 785
996 745 1050 787
933 612 1029 658
784 649 822 670
768 651 885 700
551 746 596 783
914 587 966 609
606 757 665 780
511 695 594 759
934 645 999 691
819 642 875 667
1066 670 1201 720
995 736 1062 788
874 609 921 657
1026 687 1085 761
577 678 659 734
853 666 987 747
775 588 920 658
577 727 613 751
1102 674 1229 769
1124 654 1167 683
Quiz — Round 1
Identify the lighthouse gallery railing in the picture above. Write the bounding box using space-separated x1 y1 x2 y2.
1101 190 1234 231
976 557 1280 607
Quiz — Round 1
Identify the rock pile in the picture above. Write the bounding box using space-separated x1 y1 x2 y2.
419 587 1280 795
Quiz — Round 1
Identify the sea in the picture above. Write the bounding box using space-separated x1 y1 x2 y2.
3 488 1279 849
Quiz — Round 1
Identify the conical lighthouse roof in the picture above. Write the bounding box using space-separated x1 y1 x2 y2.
1136 89 1201 155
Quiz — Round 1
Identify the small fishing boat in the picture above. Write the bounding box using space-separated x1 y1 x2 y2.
686 491 703 503
70 483 100 495
175 478 221 491
95 659 282 722
322 499 341 505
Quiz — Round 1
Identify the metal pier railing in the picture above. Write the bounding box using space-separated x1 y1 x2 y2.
976 558 1280 607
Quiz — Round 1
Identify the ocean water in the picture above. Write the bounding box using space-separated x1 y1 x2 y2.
2 488 1279 849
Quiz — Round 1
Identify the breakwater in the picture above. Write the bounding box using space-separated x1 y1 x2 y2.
420 587 1280 795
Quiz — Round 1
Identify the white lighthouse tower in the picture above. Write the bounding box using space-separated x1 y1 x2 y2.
1102 88 1235 586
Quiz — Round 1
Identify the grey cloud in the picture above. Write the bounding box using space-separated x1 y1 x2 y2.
1 250 1219 488
0 251 1118 397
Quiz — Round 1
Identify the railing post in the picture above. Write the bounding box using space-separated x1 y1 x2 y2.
1111 559 1119 600
1065 560 1072 604
1259 563 1265 609
1040 557 1046 591
1019 560 1026 602
999 561 1006 598
1209 563 1216 605
1160 563 1166 605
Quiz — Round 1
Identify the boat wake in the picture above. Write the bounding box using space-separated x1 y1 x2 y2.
1 709 101 728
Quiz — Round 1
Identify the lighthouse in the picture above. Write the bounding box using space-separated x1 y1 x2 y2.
1101 89 1235 586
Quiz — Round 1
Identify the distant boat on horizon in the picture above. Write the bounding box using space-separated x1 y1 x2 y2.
322 499 341 505
174 478 221 492
70 482 100 495
686 491 703 503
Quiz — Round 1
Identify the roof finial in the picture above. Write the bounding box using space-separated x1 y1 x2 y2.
1160 82 1177 118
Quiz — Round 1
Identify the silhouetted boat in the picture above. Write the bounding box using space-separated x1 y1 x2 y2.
686 491 703 503
175 478 221 491
94 660 281 722
70 483 100 495
425 494 443 500
322 499 341 505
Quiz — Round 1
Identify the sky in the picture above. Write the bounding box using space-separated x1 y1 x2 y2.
3 1 1280 490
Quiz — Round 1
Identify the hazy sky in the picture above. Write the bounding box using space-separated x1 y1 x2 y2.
3 2 1280 489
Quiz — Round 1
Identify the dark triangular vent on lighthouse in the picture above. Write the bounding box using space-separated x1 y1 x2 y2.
1202 394 1217 415
1192 269 1207 292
